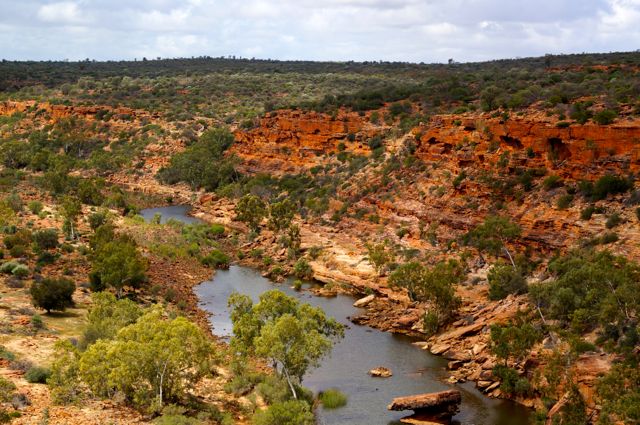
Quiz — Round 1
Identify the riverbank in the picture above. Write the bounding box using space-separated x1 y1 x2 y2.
186 196 544 409
141 204 532 423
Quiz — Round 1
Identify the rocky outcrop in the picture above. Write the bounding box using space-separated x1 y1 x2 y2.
232 109 381 174
0 100 156 122
369 366 393 377
414 113 640 179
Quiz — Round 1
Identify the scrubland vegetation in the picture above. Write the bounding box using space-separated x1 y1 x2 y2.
1 51 640 424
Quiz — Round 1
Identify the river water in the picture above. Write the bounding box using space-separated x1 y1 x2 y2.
141 206 531 425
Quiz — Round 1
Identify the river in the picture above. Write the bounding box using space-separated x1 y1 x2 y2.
140 206 531 425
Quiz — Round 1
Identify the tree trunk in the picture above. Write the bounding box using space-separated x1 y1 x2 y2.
282 367 298 400
503 246 516 269
158 360 169 408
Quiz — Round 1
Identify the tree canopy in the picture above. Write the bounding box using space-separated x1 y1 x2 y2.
228 289 344 399
157 128 239 191
30 277 75 313
79 306 213 409
89 232 147 296
388 260 463 325
529 249 640 340
464 215 521 266
235 194 267 232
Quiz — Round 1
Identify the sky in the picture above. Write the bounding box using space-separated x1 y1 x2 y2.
0 0 639 63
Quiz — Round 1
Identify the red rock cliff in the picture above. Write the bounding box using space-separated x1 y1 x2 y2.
233 109 381 174
414 113 640 179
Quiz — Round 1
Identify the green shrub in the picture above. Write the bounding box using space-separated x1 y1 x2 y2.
422 311 439 336
293 258 313 280
153 405 200 425
11 264 29 278
33 229 59 250
209 224 225 237
396 228 409 238
88 211 109 230
268 265 286 280
37 251 58 266
319 388 348 409
388 260 463 324
25 366 51 384
30 277 75 313
5 193 23 213
0 376 16 402
593 175 632 200
253 400 314 425
78 307 212 409
0 261 19 273
234 194 267 232
555 385 588 424
599 232 619 244
556 194 574 210
569 102 593 124
597 363 640 424
4 229 32 250
60 243 74 253
580 205 595 220
605 213 622 229
200 249 230 269
488 264 527 300
31 314 44 330
255 375 291 405
569 337 596 354
81 292 142 348
593 109 617 125
367 135 383 150
0 408 21 423
28 201 43 215
490 318 541 362
542 175 563 190
9 244 27 257
0 346 15 362
493 365 531 396
453 171 467 188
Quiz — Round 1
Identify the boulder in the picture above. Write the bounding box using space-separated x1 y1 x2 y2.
353 294 375 308
429 343 450 355
472 343 486 355
447 360 464 371
369 366 393 378
397 312 420 326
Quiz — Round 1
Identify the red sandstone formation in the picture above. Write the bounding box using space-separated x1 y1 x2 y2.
414 113 640 179
232 109 381 174
0 100 157 122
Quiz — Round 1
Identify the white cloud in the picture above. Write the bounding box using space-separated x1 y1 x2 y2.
37 1 85 24
0 0 636 61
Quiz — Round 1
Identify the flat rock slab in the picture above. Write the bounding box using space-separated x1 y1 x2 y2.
388 390 462 419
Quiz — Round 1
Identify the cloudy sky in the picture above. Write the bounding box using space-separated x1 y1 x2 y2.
0 0 638 63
